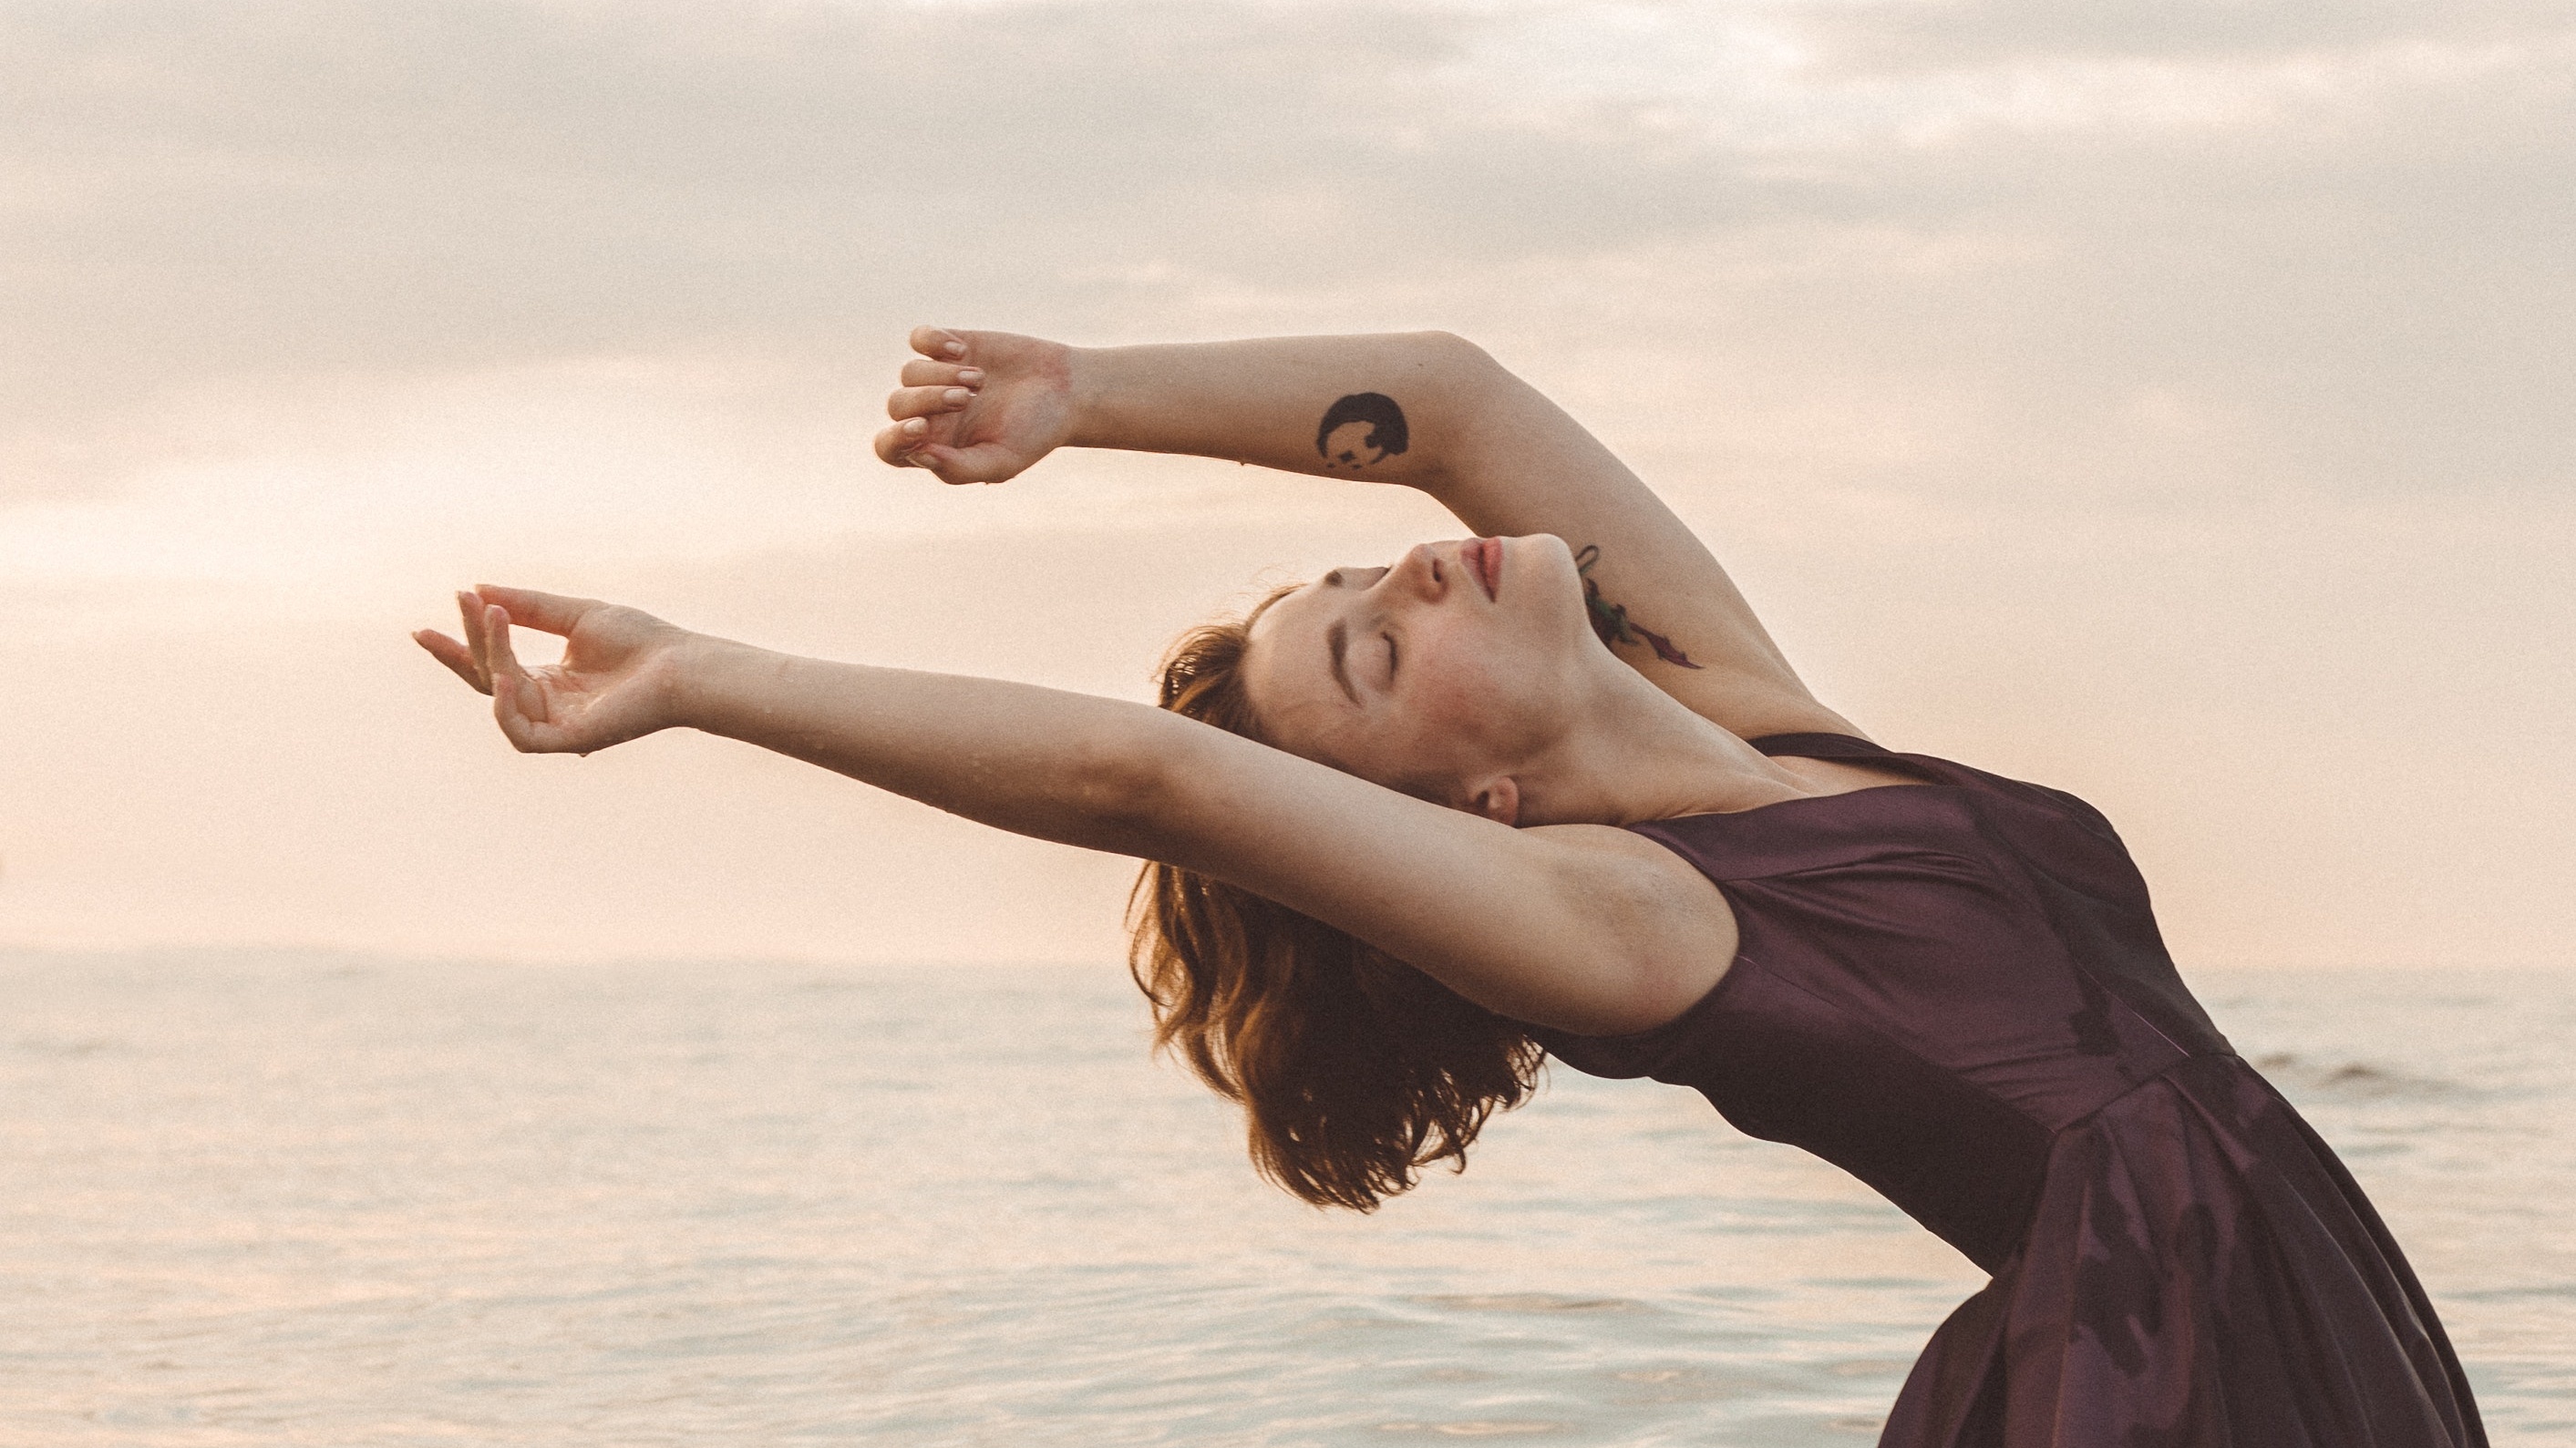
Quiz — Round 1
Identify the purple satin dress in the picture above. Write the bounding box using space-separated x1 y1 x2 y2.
1526 734 2486 1448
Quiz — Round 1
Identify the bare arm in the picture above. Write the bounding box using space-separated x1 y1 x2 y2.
415 587 1738 1034
878 328 1860 742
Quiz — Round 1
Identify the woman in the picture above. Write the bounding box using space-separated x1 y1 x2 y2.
417 327 2485 1446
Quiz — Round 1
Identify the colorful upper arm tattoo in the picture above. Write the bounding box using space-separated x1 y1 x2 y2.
1575 544 1701 670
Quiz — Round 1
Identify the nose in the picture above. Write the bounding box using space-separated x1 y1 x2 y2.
1386 544 1448 599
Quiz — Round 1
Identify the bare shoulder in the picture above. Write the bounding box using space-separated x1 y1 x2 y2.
1152 721 1739 1037
1510 822 1739 1035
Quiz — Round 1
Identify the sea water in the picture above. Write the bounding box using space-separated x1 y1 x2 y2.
1 952 2568 1445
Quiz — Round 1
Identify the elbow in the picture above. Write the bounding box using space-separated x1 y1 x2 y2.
1412 329 1501 382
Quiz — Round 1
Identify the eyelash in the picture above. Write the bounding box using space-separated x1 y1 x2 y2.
1384 632 1398 679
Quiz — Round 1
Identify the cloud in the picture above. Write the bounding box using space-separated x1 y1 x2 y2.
8 0 2568 501
2 0 2567 632
2 1 2569 965
1792 0 2576 75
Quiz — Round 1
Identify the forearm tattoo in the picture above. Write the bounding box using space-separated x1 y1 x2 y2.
1575 545 1702 669
1316 393 1408 470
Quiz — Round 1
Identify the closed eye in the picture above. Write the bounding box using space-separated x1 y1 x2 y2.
1384 632 1398 682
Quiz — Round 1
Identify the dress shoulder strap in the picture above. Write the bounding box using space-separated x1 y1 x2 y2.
1744 731 1897 761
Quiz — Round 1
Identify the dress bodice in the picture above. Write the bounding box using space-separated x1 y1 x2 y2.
1530 733 2231 1271
1525 734 2485 1446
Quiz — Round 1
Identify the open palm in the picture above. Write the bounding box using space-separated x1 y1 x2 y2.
413 586 690 755
872 326 1076 485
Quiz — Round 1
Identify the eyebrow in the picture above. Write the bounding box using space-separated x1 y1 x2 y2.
1324 618 1359 705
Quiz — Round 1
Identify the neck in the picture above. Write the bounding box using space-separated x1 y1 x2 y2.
1511 673 1810 827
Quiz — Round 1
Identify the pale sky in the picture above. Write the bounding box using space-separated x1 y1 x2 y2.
4 0 2571 970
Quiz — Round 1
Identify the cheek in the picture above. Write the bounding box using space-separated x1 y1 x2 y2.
1406 641 1530 745
1477 639 1586 745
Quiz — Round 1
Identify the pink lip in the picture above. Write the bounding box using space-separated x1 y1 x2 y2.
1465 538 1500 601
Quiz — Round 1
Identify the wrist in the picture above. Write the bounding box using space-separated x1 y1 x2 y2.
663 632 769 737
1061 342 1118 450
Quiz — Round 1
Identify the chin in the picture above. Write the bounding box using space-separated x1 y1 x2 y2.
1507 532 1578 577
1510 535 1585 612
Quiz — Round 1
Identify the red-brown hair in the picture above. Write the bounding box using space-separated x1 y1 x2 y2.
1126 584 1545 1211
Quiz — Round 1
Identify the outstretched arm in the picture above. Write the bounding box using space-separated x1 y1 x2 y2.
415 587 1739 1035
878 328 1859 742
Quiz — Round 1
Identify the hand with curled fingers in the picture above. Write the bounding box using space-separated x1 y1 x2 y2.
872 325 1075 486
413 586 696 755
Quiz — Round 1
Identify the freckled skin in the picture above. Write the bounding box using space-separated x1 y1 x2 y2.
444 325 1875 1040
1242 537 1605 813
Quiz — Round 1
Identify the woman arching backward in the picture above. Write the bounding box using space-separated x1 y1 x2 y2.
417 328 2485 1447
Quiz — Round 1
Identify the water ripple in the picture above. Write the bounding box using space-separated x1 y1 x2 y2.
0 954 2565 1446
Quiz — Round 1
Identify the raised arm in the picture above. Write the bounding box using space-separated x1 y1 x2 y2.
878 328 1859 742
414 587 1736 1035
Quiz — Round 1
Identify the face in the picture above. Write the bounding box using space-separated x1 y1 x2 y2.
1242 534 1596 818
